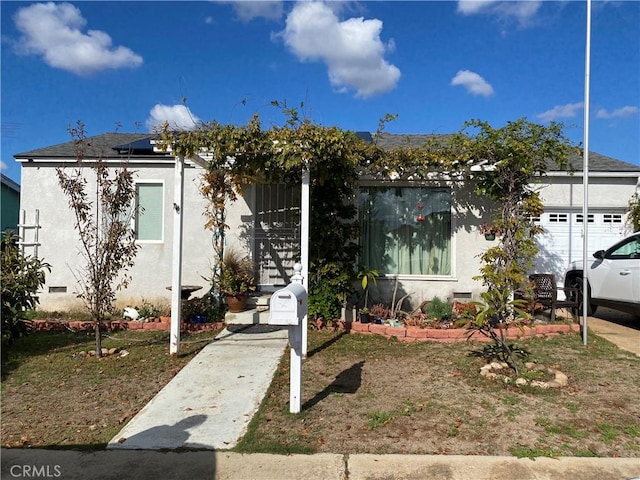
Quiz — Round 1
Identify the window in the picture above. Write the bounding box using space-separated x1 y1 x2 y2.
135 182 163 241
576 214 594 223
549 213 568 223
359 186 451 275
607 236 640 260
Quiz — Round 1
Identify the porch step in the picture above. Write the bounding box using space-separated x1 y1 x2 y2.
225 308 271 325
225 294 271 325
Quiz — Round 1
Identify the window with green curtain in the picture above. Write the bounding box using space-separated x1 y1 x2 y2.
359 186 452 275
135 183 163 241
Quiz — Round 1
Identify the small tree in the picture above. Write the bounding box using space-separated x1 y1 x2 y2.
357 264 379 312
627 193 640 232
444 119 578 372
1 232 50 346
56 122 139 357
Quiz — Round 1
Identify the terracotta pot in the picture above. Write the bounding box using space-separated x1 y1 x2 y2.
226 294 248 313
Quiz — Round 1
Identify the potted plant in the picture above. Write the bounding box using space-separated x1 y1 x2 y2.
216 249 256 313
369 303 390 324
357 264 379 322
479 223 502 241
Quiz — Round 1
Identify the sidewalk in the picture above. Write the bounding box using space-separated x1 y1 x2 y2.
2 449 639 480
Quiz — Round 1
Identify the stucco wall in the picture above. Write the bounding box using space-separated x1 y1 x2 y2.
20 162 213 311
537 174 639 209
356 181 493 310
21 162 639 314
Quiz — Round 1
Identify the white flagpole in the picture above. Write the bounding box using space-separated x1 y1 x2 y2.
582 0 592 346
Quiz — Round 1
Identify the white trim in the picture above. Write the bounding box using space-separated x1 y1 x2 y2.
378 275 458 282
134 180 165 244
545 171 640 178
358 184 455 278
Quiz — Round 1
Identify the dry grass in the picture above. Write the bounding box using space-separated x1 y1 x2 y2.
236 329 640 458
1 329 220 449
2 325 639 458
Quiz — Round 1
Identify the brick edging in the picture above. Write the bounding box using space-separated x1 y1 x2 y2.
337 321 581 343
31 319 580 343
31 319 225 333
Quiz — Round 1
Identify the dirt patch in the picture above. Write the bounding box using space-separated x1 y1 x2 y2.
237 330 640 457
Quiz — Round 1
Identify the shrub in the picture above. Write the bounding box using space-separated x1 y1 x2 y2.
369 303 390 320
182 292 224 322
422 297 453 321
1 232 50 346
308 261 352 320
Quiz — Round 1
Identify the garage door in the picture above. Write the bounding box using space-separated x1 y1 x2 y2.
534 210 626 285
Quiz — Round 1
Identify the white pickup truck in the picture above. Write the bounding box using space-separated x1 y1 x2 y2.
564 232 640 317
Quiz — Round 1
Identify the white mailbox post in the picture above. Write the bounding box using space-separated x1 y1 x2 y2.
268 273 307 413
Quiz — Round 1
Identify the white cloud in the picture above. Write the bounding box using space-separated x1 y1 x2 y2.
278 1 400 98
215 1 283 22
0 160 8 172
457 0 499 15
457 0 542 26
12 2 142 76
146 104 202 132
596 106 639 119
450 70 494 97
536 102 584 122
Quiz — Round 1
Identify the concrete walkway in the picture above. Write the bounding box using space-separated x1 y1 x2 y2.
585 307 640 356
107 324 288 450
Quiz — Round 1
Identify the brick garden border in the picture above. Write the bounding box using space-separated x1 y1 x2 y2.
31 319 225 334
337 321 581 343
32 319 580 343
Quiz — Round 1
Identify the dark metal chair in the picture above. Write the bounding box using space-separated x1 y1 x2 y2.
528 273 579 322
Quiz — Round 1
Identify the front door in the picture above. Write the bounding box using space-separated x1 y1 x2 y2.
253 183 301 290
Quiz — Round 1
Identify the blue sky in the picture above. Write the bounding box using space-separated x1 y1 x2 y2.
1 1 638 184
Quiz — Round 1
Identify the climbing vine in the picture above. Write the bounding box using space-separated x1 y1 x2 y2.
158 108 578 325
158 105 377 317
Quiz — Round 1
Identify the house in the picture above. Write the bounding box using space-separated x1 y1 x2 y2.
15 132 640 313
16 133 212 312
1 173 21 234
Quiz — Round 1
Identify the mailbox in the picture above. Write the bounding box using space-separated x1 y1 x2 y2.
269 283 307 325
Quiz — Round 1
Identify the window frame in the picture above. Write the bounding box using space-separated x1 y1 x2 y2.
133 180 165 244
357 182 456 279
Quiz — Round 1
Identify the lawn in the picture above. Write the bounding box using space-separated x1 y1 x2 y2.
1 328 221 449
235 329 640 458
2 326 639 458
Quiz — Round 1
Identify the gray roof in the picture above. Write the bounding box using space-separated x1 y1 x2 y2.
564 152 640 172
373 133 640 173
15 131 640 173
14 133 163 159
374 133 443 150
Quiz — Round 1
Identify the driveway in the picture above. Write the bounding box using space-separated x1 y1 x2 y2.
585 307 639 356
